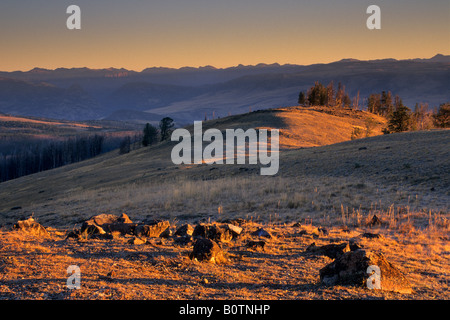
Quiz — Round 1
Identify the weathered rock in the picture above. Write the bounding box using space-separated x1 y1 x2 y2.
189 238 228 264
174 224 194 237
251 228 272 239
83 213 136 235
128 237 146 245
117 213 133 224
319 249 413 294
13 217 49 237
225 224 243 237
306 242 350 259
80 220 107 235
193 224 232 242
134 220 170 238
83 214 119 227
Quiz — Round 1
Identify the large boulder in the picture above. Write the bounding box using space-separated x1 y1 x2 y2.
81 213 136 236
174 224 194 237
192 224 232 242
13 217 49 237
189 238 228 264
319 249 413 294
134 220 170 238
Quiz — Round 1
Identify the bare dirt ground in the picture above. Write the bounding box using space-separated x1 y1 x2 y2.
0 213 448 300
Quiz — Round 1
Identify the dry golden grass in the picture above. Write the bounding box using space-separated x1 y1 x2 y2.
0 212 448 300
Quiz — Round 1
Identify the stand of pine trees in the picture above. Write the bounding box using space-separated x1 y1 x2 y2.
298 82 449 133
0 135 106 182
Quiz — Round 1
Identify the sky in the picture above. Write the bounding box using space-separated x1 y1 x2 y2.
0 0 449 71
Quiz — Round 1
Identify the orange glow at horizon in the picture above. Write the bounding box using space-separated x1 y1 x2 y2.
0 1 449 72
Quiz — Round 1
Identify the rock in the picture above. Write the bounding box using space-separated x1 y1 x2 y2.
117 213 133 224
174 224 194 237
134 220 170 238
128 237 146 245
159 226 172 238
246 240 266 250
367 214 383 227
81 213 136 236
13 217 49 237
83 214 119 227
193 224 232 242
319 249 413 294
251 228 272 239
225 224 243 237
80 220 107 236
305 242 350 259
189 238 228 264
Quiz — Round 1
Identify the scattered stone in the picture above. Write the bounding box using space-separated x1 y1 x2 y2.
81 213 136 236
192 224 233 242
305 242 350 259
251 228 272 239
13 217 49 237
319 249 413 294
80 221 107 236
189 238 228 264
117 213 133 224
174 224 194 237
367 214 383 227
128 237 146 245
83 214 119 227
246 240 266 251
159 226 172 238
134 220 170 238
225 224 243 237
97 214 136 235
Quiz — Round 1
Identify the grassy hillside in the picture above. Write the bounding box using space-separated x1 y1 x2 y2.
0 105 448 300
0 106 448 229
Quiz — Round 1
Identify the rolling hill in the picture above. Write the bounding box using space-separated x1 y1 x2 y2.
1 105 448 229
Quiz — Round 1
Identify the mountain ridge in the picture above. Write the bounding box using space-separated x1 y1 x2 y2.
0 54 448 122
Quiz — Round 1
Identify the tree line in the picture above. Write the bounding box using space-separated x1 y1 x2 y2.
298 81 450 133
0 116 176 183
0 135 105 182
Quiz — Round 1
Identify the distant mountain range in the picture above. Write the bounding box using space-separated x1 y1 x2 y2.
0 54 449 124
